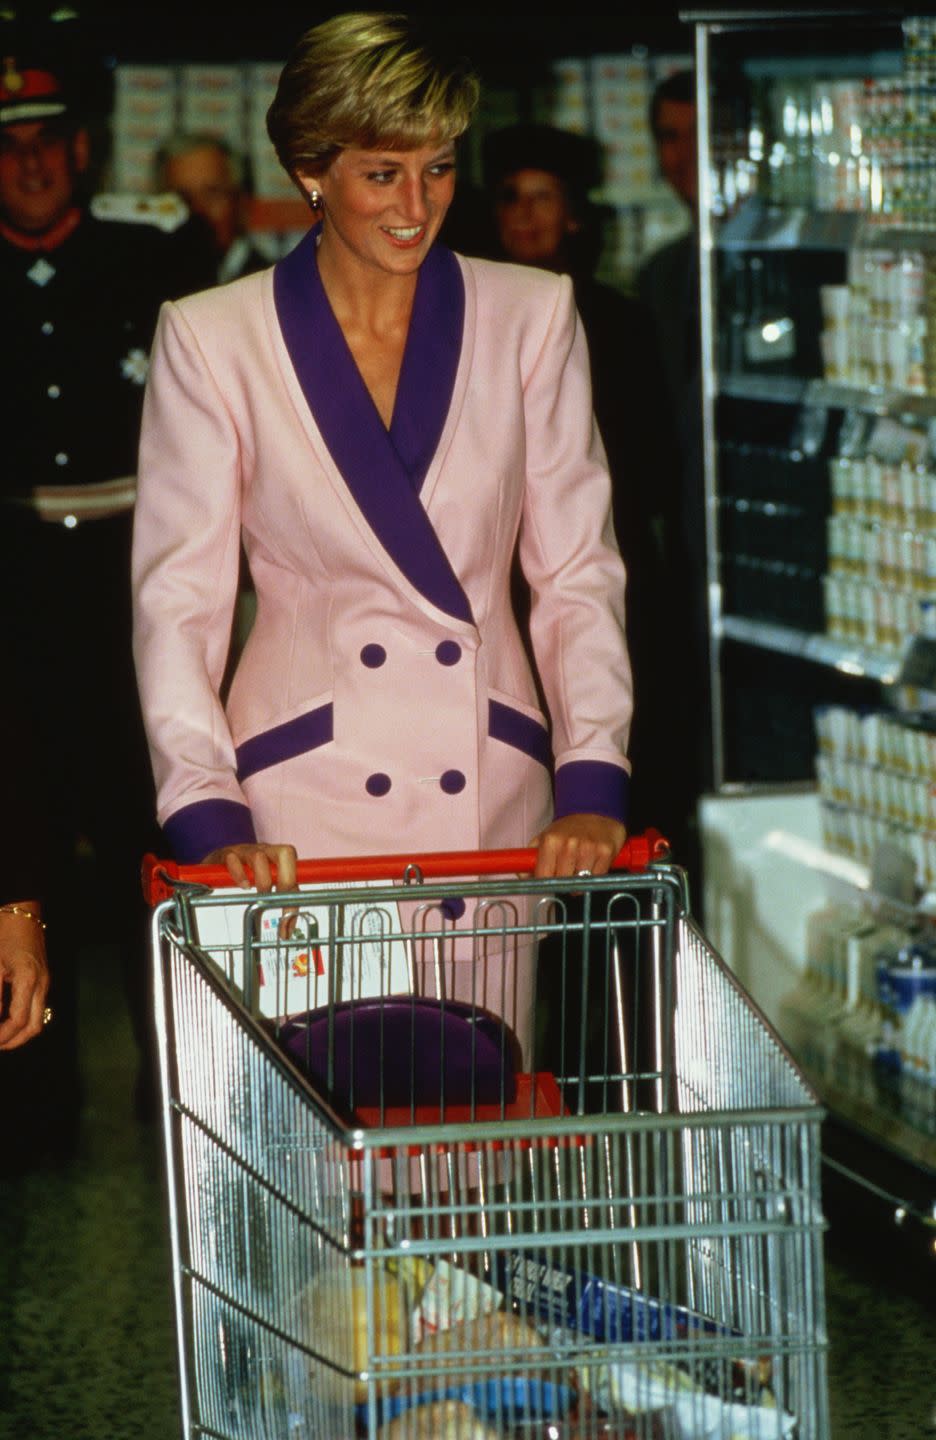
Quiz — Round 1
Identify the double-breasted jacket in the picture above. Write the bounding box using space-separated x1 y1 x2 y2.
132 235 633 864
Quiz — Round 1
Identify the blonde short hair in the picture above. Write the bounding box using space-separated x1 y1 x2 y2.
267 12 479 182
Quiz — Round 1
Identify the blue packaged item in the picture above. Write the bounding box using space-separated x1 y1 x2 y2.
357 1376 572 1429
496 1252 737 1345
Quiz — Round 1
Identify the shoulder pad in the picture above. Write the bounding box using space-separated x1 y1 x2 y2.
90 192 191 233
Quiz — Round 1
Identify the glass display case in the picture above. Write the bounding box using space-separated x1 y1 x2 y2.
691 9 936 1239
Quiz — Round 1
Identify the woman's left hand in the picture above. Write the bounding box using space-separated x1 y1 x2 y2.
532 814 627 880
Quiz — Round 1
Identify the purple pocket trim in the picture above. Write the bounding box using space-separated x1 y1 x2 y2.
163 798 257 864
488 699 551 768
235 702 334 782
554 760 630 825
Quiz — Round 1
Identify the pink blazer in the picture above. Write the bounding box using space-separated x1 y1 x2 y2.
132 239 632 863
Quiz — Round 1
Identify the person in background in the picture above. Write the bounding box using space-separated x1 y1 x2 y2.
155 131 270 284
0 902 50 1053
482 122 676 843
0 34 214 1168
637 69 709 883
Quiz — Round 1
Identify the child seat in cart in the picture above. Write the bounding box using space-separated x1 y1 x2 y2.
145 837 829 1440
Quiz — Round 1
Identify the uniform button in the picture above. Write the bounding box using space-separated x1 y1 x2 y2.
54 452 69 466
440 769 466 794
47 384 61 398
360 643 386 669
41 321 54 335
435 640 462 666
366 772 392 797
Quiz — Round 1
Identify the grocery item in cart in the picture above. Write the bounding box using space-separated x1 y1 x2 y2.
377 1399 498 1437
276 996 521 1112
498 1250 740 1347
294 1265 409 1404
580 1357 795 1440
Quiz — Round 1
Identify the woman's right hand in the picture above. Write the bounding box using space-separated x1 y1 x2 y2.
202 843 299 936
202 842 298 894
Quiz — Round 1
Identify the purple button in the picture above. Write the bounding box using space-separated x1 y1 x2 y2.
366 772 392 796
440 769 466 795
441 896 466 921
435 640 462 666
360 644 386 669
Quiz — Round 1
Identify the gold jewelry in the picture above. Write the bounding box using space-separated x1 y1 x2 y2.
42 1007 53 1026
309 188 322 209
0 904 45 929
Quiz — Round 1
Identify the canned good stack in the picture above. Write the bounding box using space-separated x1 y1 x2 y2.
819 248 930 394
815 703 936 886
824 416 936 651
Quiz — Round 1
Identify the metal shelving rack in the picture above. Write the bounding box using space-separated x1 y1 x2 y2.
688 8 936 1248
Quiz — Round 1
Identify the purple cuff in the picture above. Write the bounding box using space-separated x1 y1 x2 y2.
554 761 630 825
163 799 257 863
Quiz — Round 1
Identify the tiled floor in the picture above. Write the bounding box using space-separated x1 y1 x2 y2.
1 943 934 1439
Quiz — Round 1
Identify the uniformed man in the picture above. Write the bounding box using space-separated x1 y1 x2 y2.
0 52 213 1170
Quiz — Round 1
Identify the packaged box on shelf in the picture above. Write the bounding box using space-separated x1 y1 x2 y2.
595 111 653 142
109 160 157 195
591 55 649 86
246 61 286 94
551 58 589 88
179 101 244 147
111 114 176 147
179 92 243 124
247 109 276 146
251 149 297 200
179 64 243 97
112 92 176 125
592 83 650 116
549 106 589 136
110 141 163 192
115 65 176 97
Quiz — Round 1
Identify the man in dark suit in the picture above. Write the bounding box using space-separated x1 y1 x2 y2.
637 71 710 880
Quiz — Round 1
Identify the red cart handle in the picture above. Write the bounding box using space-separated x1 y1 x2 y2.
142 830 669 907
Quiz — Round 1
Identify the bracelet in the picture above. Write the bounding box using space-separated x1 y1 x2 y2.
0 905 46 929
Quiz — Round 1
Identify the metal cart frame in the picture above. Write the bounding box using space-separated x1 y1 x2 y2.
148 845 829 1439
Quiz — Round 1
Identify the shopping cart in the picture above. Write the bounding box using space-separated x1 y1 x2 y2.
145 838 829 1440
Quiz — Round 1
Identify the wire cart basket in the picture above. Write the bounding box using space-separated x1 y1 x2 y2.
145 837 829 1440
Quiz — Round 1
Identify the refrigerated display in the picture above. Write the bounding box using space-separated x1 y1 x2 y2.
692 9 936 1236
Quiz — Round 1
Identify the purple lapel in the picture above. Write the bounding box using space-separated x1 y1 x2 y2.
274 230 472 624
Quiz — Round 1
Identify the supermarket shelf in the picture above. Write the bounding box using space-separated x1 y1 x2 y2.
717 198 936 254
719 614 903 682
801 1065 936 1176
719 372 936 419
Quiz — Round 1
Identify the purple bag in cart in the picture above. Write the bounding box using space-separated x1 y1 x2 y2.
276 997 520 1113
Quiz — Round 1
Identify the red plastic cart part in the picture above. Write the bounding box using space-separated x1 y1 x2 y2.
141 829 669 907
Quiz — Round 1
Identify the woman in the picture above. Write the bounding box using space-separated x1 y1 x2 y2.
132 14 632 921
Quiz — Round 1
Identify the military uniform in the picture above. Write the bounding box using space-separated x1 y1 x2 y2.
0 191 214 1168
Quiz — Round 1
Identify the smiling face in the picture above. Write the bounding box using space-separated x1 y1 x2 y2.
300 140 456 279
0 119 88 235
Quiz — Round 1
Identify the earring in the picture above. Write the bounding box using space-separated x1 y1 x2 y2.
309 188 322 209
